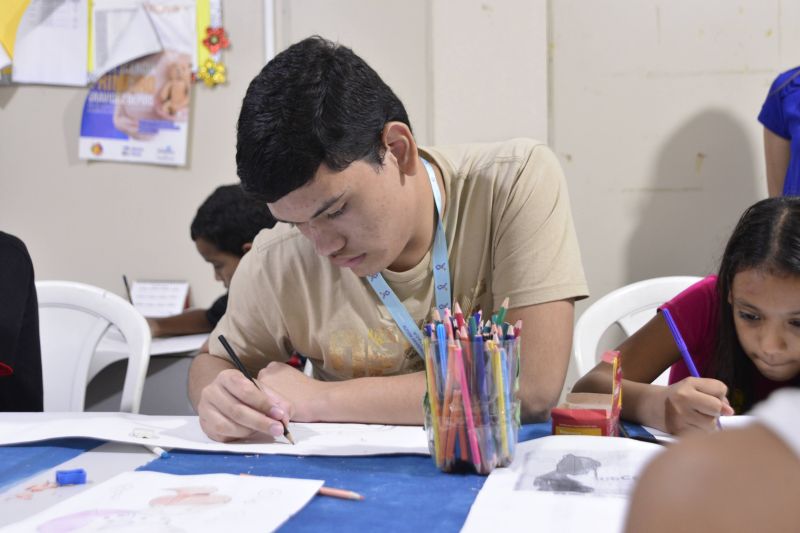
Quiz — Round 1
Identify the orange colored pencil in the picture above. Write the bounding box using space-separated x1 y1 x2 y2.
442 348 457 463
318 486 364 501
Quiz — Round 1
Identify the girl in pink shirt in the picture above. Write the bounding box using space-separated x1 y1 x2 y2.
574 197 800 435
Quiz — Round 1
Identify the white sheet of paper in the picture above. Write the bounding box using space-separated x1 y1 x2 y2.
719 414 756 430
149 333 207 355
99 326 206 355
130 280 189 317
1 471 322 533
91 0 162 79
0 412 430 456
641 414 757 443
462 435 664 533
12 0 88 86
145 0 197 68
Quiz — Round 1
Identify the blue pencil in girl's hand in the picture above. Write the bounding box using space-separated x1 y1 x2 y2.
660 308 700 377
661 307 725 430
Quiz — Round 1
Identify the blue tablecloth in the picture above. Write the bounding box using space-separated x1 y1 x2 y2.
0 422 647 532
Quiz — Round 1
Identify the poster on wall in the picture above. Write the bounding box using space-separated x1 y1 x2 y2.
78 50 191 166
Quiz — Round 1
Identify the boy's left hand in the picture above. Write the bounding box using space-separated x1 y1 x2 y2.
257 362 328 422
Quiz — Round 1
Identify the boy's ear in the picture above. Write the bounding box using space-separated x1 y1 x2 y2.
242 242 253 254
382 122 418 175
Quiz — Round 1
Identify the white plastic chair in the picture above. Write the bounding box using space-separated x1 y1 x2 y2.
35 280 152 413
573 276 702 385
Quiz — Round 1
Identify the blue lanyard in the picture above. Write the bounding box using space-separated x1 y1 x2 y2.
366 158 451 359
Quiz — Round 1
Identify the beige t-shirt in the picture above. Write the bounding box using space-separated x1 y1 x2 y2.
209 138 588 380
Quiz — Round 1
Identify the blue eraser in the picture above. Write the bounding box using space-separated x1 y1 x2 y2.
56 468 87 486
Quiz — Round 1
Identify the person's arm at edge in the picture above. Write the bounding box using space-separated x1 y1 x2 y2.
281 366 427 424
764 127 790 197
507 299 574 423
148 309 213 337
625 423 800 533
193 350 428 425
573 313 679 430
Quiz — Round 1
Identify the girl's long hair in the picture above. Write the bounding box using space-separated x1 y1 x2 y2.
714 196 800 411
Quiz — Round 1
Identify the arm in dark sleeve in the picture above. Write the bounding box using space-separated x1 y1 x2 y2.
0 236 43 411
205 293 229 328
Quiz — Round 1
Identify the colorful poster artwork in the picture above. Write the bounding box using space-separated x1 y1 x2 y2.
79 51 191 166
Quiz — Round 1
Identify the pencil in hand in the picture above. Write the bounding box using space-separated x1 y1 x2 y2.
660 309 723 430
217 334 296 445
122 274 133 304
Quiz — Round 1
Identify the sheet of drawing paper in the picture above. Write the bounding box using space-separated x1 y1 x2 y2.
641 414 756 443
12 0 88 86
719 414 755 430
1 471 323 533
462 435 665 533
91 0 162 79
129 280 190 317
145 0 197 68
0 413 430 456
98 326 206 357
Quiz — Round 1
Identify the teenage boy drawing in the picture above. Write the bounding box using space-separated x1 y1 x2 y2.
189 36 588 442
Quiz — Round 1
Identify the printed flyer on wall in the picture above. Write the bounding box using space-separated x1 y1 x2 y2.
78 51 191 166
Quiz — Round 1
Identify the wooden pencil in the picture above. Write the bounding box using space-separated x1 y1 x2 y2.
318 486 364 501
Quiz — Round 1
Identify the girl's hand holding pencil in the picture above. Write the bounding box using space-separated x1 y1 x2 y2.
658 308 734 435
660 377 734 435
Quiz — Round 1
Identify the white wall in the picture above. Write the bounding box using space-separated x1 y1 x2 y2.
0 0 547 308
552 0 800 390
276 0 548 145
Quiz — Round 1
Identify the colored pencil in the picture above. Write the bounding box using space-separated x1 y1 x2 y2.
661 308 700 377
144 445 170 459
496 296 509 325
318 486 364 501
661 309 722 429
454 343 482 470
122 274 133 304
491 342 509 457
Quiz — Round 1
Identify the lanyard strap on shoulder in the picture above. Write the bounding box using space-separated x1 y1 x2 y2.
366 158 450 358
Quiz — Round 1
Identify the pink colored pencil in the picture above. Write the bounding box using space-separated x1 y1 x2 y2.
454 343 482 470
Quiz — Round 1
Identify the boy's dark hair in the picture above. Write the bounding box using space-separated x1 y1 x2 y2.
190 184 275 256
236 36 411 203
714 196 800 411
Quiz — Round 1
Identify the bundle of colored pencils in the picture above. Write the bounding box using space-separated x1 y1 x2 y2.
422 299 521 474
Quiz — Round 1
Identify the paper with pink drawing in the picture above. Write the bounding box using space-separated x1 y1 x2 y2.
1 471 323 533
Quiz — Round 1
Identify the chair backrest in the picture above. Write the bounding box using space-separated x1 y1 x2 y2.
35 280 151 413
573 276 703 384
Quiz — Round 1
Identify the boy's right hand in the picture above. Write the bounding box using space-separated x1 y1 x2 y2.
662 377 735 435
197 368 294 443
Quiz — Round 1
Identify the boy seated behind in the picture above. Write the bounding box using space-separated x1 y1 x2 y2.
148 184 273 338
